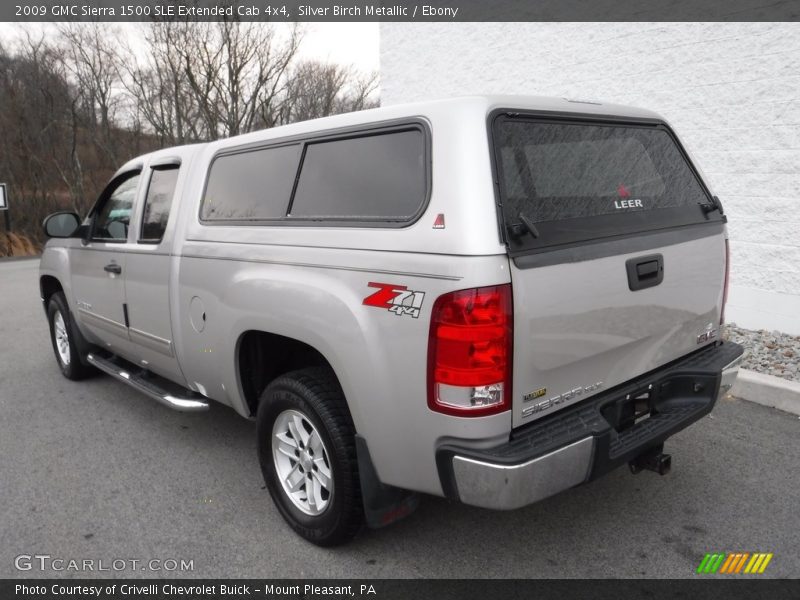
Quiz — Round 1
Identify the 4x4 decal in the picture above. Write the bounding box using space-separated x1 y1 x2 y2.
363 282 425 319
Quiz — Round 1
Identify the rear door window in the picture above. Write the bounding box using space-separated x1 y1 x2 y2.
493 117 715 249
289 129 426 221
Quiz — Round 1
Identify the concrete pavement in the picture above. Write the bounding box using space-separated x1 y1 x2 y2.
1 258 798 578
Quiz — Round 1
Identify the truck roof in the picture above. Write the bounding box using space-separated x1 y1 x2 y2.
117 95 666 174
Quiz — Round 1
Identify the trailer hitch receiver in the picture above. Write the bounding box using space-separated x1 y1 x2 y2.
629 444 672 476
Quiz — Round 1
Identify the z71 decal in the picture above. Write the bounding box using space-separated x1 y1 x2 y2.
363 282 425 319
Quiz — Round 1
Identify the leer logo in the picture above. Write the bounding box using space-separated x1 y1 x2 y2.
696 552 774 574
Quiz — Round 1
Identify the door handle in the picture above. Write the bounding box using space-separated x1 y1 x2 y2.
625 254 664 291
104 263 122 275
636 260 660 279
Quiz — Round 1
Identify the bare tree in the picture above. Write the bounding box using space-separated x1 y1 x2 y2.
123 23 202 145
124 21 302 141
56 23 125 165
0 33 79 234
178 21 301 139
282 60 379 123
282 60 349 123
1 21 380 247
338 69 379 113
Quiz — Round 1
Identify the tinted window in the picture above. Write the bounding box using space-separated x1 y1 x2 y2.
140 167 179 242
93 173 140 241
495 121 709 224
290 129 426 220
201 144 300 221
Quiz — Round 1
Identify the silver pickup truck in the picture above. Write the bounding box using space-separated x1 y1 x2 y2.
40 96 743 546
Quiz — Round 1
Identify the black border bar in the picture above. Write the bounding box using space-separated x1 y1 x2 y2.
6 0 800 22
3 579 800 600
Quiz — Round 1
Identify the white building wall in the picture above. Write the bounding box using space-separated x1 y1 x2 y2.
380 23 800 333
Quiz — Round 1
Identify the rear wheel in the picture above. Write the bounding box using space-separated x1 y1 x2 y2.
47 292 94 380
256 367 363 546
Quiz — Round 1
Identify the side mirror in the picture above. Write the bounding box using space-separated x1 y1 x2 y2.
43 211 80 238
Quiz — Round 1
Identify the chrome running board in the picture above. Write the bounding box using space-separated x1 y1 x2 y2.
87 353 210 412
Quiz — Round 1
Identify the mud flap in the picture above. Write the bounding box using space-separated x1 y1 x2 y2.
356 435 420 529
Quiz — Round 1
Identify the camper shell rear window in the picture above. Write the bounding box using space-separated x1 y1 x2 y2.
491 113 721 252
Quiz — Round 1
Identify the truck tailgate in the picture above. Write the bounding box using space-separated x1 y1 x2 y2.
489 113 729 428
509 227 725 427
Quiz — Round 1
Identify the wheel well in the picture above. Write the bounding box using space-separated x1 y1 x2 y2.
40 276 63 305
238 331 331 417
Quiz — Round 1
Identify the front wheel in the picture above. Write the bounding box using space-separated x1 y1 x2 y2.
256 367 364 546
47 292 94 380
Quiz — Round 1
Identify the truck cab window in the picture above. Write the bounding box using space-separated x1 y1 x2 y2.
140 167 179 243
92 173 140 242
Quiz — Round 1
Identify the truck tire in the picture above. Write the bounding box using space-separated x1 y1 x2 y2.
256 367 364 546
47 292 94 380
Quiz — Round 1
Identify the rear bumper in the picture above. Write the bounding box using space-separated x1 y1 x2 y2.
437 341 744 510
719 352 744 396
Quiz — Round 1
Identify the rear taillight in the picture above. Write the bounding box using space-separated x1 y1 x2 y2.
427 284 513 417
721 238 730 325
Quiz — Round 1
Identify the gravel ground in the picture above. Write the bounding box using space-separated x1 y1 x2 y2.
724 323 800 382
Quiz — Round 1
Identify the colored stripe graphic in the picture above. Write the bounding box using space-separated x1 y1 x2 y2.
698 552 773 574
708 554 725 573
733 553 750 574
697 554 711 574
719 554 736 574
745 554 760 573
759 554 774 573
697 554 712 574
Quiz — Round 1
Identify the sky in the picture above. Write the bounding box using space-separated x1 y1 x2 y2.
0 22 380 73
299 23 379 73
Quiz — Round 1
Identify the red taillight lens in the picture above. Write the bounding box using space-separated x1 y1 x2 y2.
427 284 513 417
721 238 730 325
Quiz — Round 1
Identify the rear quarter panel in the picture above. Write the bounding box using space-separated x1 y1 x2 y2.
168 104 513 495
175 245 512 495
